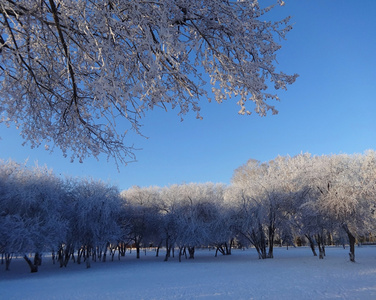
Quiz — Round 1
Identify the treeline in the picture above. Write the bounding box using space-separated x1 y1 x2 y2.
1 151 376 272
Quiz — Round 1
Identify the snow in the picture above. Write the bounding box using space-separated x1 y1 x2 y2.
1 246 376 299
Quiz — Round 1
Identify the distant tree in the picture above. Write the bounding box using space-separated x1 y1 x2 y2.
157 183 228 261
63 178 121 268
313 154 374 262
285 153 323 257
172 183 228 261
231 156 296 259
121 186 161 259
288 152 376 262
0 160 66 272
159 185 183 261
0 0 297 164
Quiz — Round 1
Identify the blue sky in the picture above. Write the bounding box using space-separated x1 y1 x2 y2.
1 0 375 191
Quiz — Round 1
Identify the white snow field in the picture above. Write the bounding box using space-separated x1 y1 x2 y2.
1 246 376 300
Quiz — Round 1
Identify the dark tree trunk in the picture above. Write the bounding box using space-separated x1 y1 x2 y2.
136 243 140 259
343 224 356 262
77 248 83 265
58 245 64 267
178 246 185 262
64 244 73 267
241 225 268 259
102 242 109 262
267 223 275 258
86 247 91 269
34 252 42 266
96 247 101 261
110 247 115 261
305 234 317 256
156 241 162 257
164 238 170 261
24 255 38 273
315 234 325 259
188 247 195 259
5 253 12 271
268 242 274 258
52 250 56 264
227 239 234 255
215 245 225 257
119 242 126 257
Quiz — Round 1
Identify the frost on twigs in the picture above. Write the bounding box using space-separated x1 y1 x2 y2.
0 0 297 164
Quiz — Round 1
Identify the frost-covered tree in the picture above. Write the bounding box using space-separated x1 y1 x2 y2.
231 156 297 258
158 184 184 261
289 153 376 262
121 186 161 259
157 183 228 261
285 153 322 257
360 150 376 216
159 184 205 261
0 160 66 272
63 178 122 268
0 0 297 164
313 154 374 262
173 183 223 260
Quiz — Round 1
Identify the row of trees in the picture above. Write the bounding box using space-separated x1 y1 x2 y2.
1 150 376 272
0 161 121 272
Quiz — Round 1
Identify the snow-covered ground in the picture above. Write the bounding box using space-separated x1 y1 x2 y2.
1 246 376 299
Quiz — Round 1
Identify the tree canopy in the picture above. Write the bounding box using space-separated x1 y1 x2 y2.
0 0 297 164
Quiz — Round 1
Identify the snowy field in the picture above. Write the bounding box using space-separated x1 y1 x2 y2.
1 246 376 300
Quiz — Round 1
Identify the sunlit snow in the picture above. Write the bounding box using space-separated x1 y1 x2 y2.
1 246 376 299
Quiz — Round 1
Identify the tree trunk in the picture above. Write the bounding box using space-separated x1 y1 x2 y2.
102 242 109 262
118 243 123 257
5 253 12 271
58 245 64 267
305 235 317 256
227 239 234 255
268 242 274 258
267 223 275 258
243 226 268 259
77 248 83 265
136 243 140 259
164 238 170 261
52 250 56 265
178 246 184 262
156 241 162 257
86 248 91 269
24 255 38 273
315 234 325 259
34 252 42 266
343 224 356 262
110 247 115 261
215 245 225 257
188 246 195 259
64 244 73 267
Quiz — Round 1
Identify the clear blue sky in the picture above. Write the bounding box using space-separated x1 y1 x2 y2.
1 0 375 191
